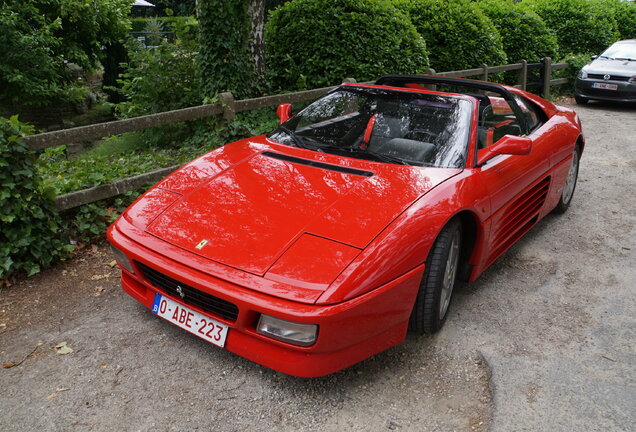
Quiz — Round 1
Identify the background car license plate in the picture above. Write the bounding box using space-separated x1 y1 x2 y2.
592 82 618 90
151 293 228 348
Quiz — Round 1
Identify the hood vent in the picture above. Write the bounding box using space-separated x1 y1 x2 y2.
262 151 374 177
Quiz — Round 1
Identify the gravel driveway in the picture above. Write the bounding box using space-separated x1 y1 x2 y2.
1 101 634 432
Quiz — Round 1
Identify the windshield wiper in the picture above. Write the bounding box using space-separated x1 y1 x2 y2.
365 151 408 165
336 146 407 165
277 126 322 151
614 57 636 61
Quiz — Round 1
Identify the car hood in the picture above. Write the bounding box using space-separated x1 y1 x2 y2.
146 138 460 276
584 58 636 76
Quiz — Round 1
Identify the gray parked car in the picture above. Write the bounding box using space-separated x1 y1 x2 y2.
574 39 636 104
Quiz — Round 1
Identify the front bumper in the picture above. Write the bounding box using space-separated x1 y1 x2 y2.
107 223 423 377
575 77 636 102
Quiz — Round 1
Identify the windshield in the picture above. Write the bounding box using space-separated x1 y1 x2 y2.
268 87 473 168
600 42 636 60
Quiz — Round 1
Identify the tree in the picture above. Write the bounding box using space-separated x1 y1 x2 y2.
197 1 261 98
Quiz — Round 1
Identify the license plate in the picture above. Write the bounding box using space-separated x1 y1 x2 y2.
592 82 618 90
151 293 228 348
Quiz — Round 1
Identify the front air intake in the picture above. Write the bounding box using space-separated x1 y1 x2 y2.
135 261 239 322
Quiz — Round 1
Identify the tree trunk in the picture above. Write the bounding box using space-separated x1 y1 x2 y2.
248 0 266 83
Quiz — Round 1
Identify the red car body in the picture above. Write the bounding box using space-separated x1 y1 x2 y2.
107 76 584 377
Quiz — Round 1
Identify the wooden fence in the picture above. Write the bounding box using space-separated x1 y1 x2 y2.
22 58 570 212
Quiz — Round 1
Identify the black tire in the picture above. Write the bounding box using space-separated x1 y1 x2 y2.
409 218 462 334
553 145 580 214
574 95 588 105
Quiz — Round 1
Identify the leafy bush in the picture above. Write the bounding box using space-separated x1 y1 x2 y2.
524 0 620 57
115 24 202 147
557 53 594 92
478 0 558 63
265 0 429 90
0 0 131 107
610 0 636 40
0 117 70 278
0 3 75 106
396 0 506 72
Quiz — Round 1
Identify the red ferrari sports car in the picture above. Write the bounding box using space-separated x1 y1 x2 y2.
107 75 584 377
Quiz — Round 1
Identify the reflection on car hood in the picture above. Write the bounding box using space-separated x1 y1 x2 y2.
146 137 460 276
584 58 636 76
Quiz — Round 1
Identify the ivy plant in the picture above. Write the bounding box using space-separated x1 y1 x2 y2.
0 116 70 278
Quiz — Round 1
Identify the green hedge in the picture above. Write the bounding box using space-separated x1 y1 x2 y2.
478 0 558 64
0 116 69 278
611 0 636 40
524 0 620 57
265 0 429 90
396 0 507 72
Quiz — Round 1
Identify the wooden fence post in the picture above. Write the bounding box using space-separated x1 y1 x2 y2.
520 60 528 91
542 57 552 99
219 92 236 120
481 64 489 82
424 69 437 90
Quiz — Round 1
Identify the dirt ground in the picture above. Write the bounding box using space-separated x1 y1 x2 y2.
1 100 634 432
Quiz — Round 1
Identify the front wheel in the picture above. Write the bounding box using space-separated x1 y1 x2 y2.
409 219 462 334
574 95 588 105
553 145 580 214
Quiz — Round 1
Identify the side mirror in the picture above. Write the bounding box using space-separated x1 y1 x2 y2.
276 103 292 124
477 135 532 166
591 55 598 60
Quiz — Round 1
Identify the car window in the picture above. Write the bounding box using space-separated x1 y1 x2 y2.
513 95 545 133
600 42 636 60
269 88 473 169
477 97 523 149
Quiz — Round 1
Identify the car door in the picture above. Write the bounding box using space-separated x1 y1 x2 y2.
476 96 553 268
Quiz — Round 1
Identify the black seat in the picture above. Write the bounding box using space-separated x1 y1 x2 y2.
375 138 436 163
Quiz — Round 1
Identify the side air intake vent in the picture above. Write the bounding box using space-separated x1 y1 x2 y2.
490 177 551 262
262 151 374 177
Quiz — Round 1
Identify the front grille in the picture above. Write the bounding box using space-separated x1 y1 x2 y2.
135 261 239 322
588 74 630 82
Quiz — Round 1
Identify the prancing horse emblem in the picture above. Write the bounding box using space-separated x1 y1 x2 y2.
175 285 185 299
195 239 208 250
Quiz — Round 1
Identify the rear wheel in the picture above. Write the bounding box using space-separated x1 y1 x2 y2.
553 145 580 214
574 95 588 105
409 219 462 334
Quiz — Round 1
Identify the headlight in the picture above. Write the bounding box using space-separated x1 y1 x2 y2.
110 244 134 274
256 315 318 346
629 76 636 84
578 70 588 79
